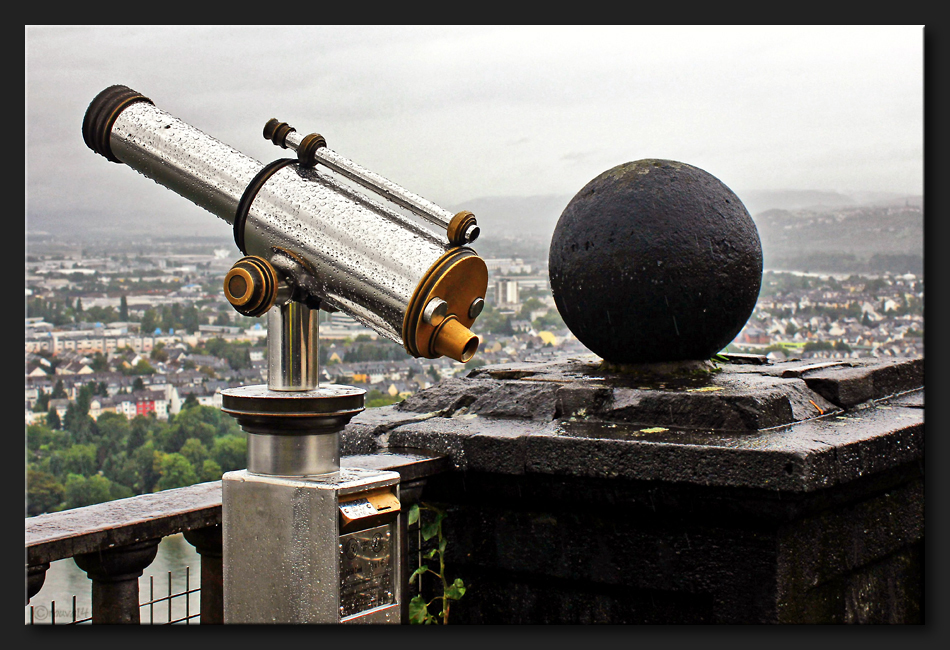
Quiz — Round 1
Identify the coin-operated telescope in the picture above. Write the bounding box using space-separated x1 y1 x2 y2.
83 85 489 623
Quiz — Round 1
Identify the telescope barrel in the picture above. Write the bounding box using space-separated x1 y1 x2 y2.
83 85 486 363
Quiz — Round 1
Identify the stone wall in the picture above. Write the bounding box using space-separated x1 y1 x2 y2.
341 354 924 624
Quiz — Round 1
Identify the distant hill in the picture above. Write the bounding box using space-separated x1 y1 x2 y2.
755 203 922 274
737 189 921 217
454 191 923 275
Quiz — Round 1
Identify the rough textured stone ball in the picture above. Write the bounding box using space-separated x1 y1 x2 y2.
549 159 762 364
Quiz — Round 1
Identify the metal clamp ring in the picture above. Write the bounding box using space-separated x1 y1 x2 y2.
233 158 298 254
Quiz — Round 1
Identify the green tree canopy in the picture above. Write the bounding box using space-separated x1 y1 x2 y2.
200 459 223 482
27 469 65 516
179 438 209 469
27 423 66 453
155 453 198 491
64 473 114 510
212 435 247 473
59 443 98 477
46 407 62 430
32 390 50 413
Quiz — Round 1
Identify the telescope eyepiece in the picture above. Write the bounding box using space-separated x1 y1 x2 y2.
82 85 152 163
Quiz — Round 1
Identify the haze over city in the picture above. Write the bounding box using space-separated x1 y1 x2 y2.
26 25 923 241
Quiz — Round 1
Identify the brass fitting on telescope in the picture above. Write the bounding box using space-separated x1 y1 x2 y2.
224 256 281 318
447 211 478 247
263 118 326 168
262 118 295 148
403 248 488 363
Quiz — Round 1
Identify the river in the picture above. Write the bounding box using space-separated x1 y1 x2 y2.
26 533 200 625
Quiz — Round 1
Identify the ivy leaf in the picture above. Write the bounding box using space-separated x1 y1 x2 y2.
409 564 428 583
439 537 447 554
444 578 466 600
407 503 420 526
408 595 429 625
424 548 439 559
421 521 440 541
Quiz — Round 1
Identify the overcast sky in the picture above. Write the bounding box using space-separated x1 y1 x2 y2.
26 25 924 238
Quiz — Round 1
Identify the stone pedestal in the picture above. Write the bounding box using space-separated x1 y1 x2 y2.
341 354 924 624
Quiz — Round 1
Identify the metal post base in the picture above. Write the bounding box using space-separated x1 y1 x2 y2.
220 384 364 476
222 468 402 624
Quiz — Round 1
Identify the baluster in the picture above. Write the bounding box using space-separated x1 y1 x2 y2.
74 539 160 624
183 525 222 624
26 563 49 604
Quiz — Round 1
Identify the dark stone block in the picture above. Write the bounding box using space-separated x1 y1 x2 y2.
364 354 924 623
800 358 923 408
466 381 560 420
395 377 496 415
341 405 438 455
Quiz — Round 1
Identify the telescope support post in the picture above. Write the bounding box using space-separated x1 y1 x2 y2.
267 300 319 391
221 300 402 623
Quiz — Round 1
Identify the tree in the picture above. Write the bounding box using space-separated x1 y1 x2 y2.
200 459 223 482
27 469 65 516
179 438 209 469
64 404 98 445
33 390 50 413
151 341 168 363
212 435 247 473
59 443 98 477
155 453 198 491
124 441 162 493
127 414 154 451
119 294 129 321
164 408 216 451
27 423 66 453
141 308 160 334
52 379 67 399
129 359 156 376
95 412 131 457
64 473 114 509
46 407 61 430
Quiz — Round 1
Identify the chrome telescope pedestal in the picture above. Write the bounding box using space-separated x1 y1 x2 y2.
221 303 402 624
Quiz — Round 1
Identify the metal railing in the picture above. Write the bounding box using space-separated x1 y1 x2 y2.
26 449 450 624
27 567 200 625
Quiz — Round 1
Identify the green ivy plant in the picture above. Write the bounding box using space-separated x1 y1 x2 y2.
407 502 467 624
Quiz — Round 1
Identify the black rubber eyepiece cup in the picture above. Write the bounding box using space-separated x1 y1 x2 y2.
82 85 153 163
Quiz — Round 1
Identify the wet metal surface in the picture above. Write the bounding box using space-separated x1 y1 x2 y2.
107 99 455 346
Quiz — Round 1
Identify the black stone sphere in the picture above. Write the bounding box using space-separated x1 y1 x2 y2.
549 159 762 364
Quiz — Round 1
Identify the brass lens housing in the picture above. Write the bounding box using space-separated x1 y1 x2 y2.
224 256 280 318
403 248 488 363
